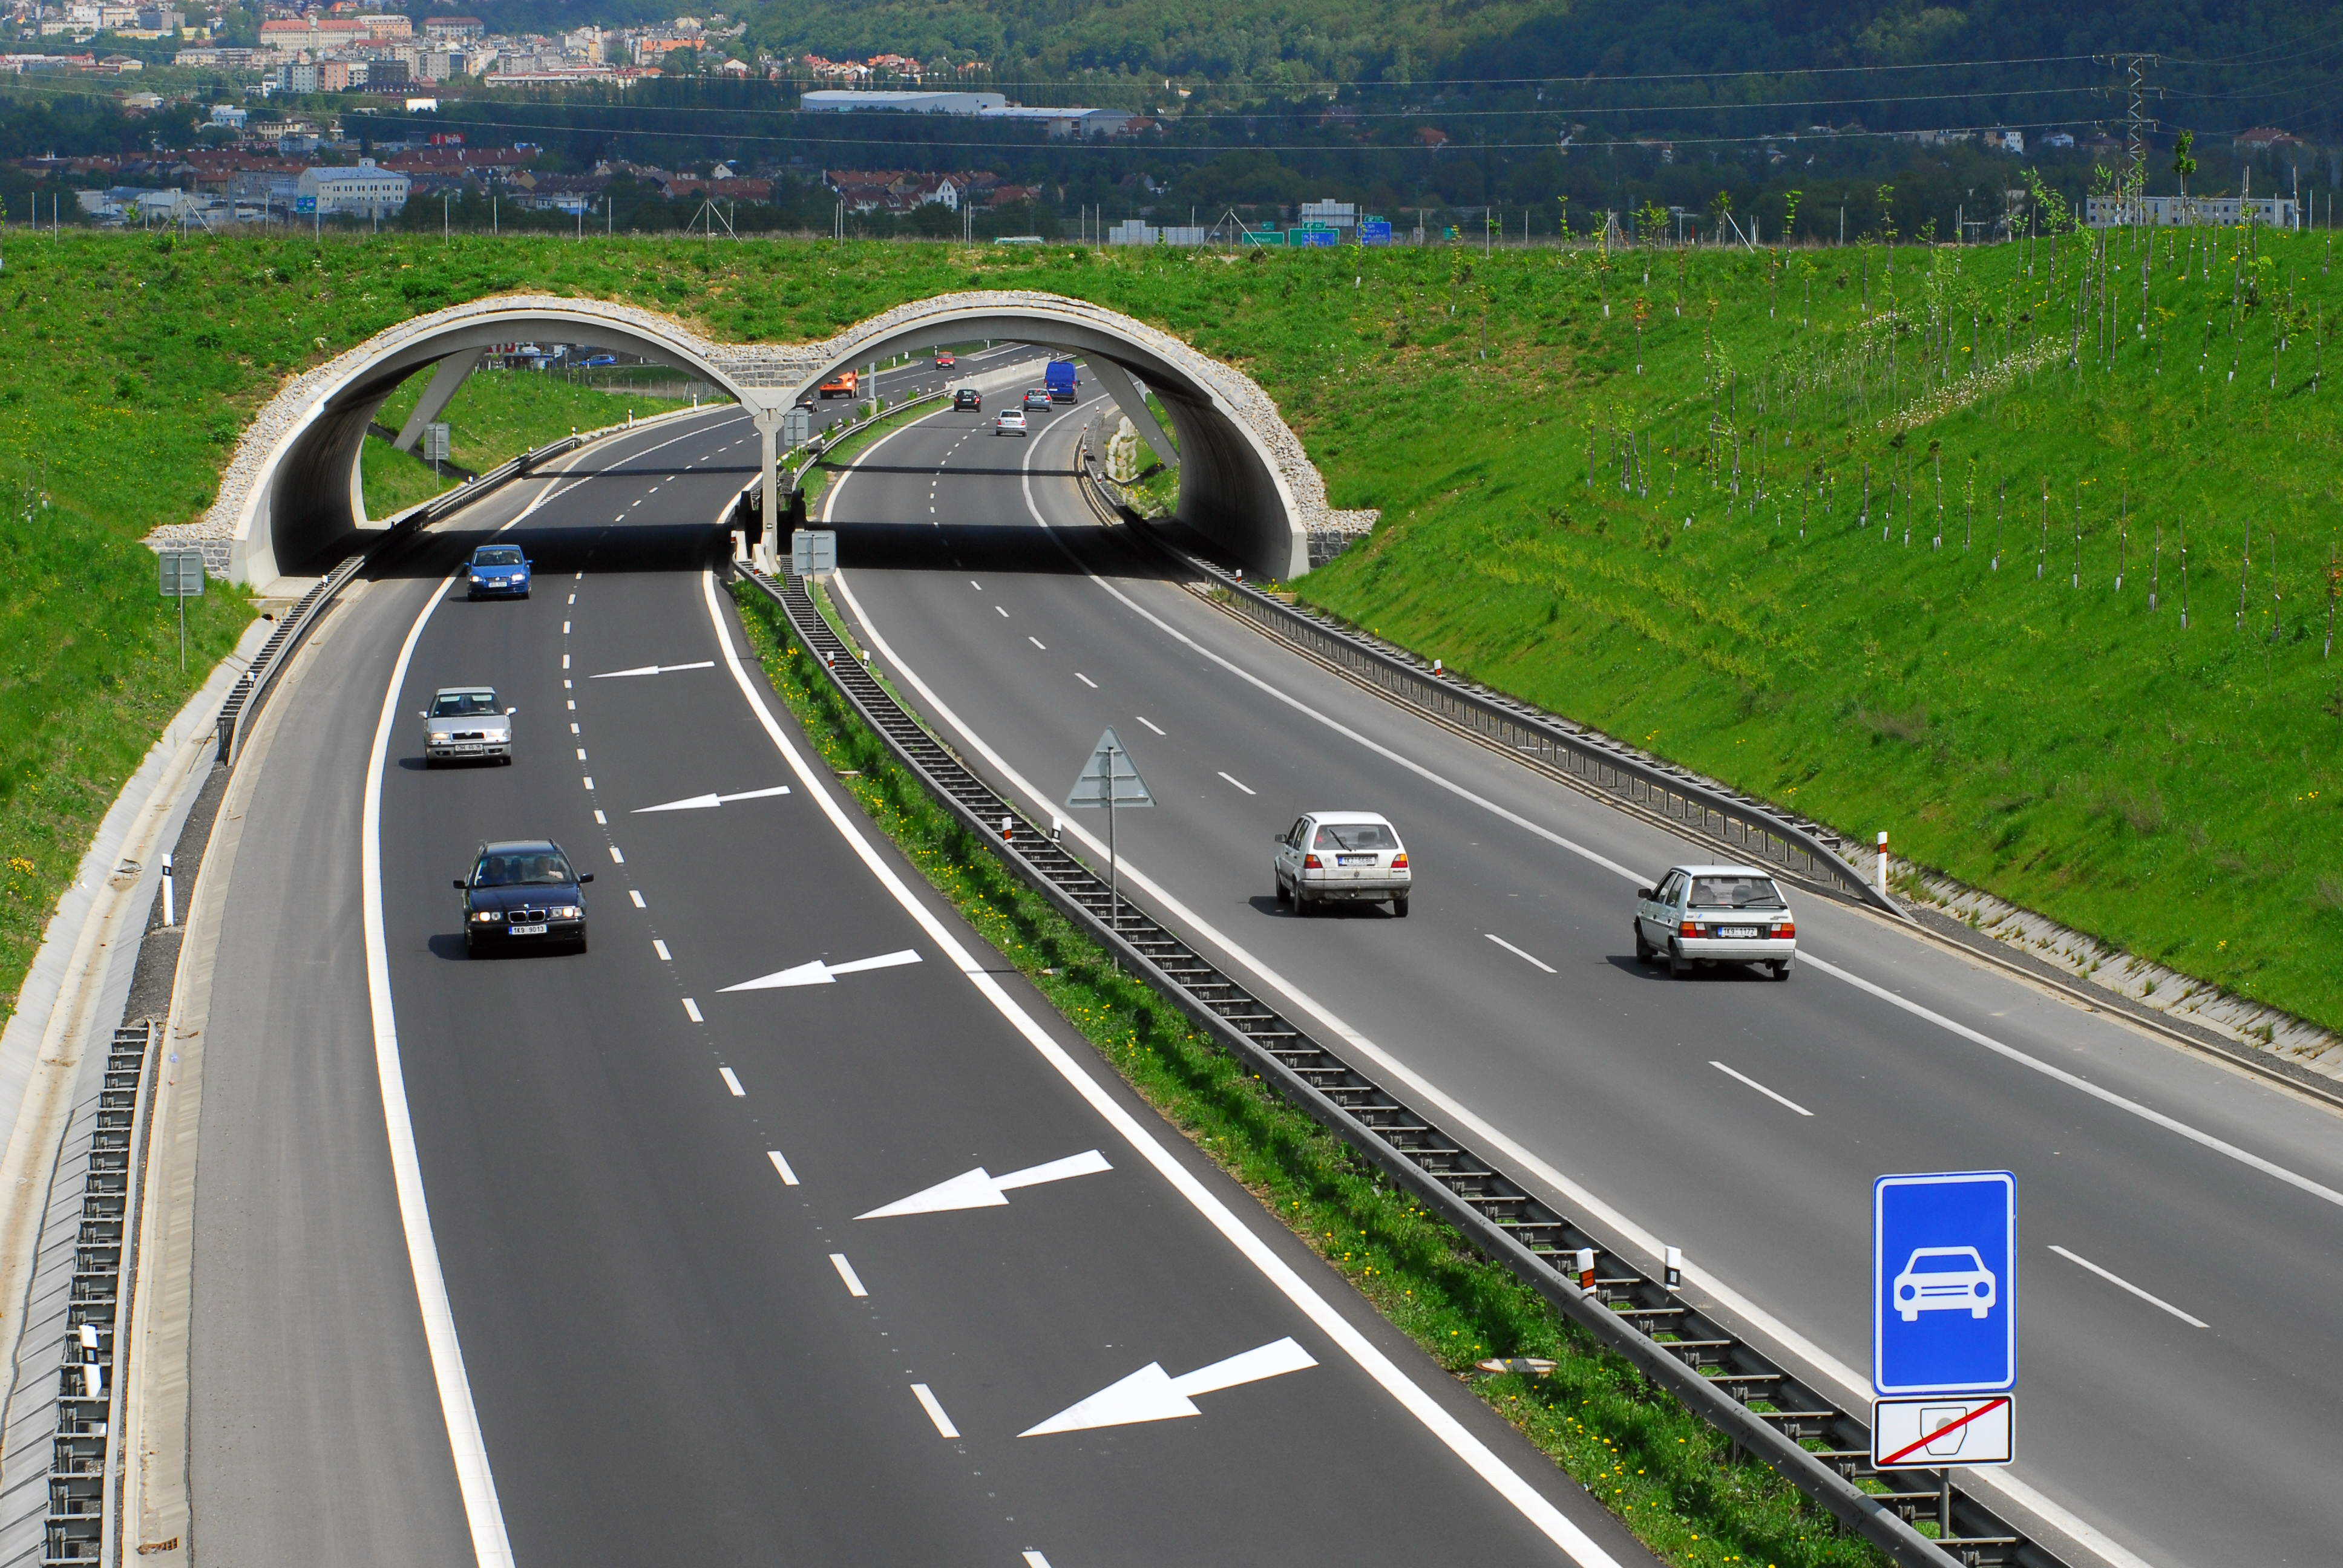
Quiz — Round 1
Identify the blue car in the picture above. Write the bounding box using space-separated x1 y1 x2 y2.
466 544 531 599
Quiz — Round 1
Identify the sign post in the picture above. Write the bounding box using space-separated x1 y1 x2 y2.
1064 727 1153 944
1873 1171 2017 1540
422 420 451 480
157 547 205 671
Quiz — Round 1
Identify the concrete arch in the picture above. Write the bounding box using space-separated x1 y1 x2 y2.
168 290 1370 588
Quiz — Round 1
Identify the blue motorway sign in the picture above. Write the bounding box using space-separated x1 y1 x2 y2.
1873 1171 2015 1395
1360 218 1394 246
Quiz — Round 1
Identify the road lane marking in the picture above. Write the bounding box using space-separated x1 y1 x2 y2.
567 593 575 604
582 776 594 790
591 661 715 679
575 748 588 760
1022 1337 1317 1437
829 1253 869 1298
569 723 580 734
2048 1246 2209 1327
716 1065 741 1093
1484 933 1555 973
911 1383 959 1438
1023 1555 1051 1568
703 568 1628 1568
1075 673 1098 688
634 785 792 813
860 1150 1111 1218
653 940 671 961
608 846 624 863
629 890 646 908
1136 716 1165 735
995 606 1009 618
593 811 606 825
766 1150 800 1186
1029 636 1047 650
686 999 706 1024
359 452 619 1568
723 948 921 991
562 620 570 634
1217 771 1256 795
1710 1060 1814 1117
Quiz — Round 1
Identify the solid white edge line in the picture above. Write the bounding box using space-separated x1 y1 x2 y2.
767 1149 800 1186
702 567 1621 1566
1484 933 1557 974
355 445 621 1567
2047 1246 2209 1328
814 428 2166 1568
828 1252 869 1298
911 1382 961 1439
1709 1060 1815 1117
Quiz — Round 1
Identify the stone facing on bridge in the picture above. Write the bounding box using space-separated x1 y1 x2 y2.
149 289 1376 572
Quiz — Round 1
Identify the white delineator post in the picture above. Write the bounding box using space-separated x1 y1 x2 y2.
1876 831 1890 898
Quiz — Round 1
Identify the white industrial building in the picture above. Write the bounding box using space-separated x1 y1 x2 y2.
802 89 1005 114
295 157 411 218
2083 194 2301 228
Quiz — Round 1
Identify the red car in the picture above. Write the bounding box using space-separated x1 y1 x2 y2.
934 351 956 368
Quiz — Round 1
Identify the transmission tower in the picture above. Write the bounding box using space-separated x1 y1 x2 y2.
2098 53 2160 218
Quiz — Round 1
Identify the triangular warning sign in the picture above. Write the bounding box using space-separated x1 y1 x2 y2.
1065 727 1154 810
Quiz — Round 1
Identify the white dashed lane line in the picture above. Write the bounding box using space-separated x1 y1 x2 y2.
629 889 646 908
766 1150 800 1186
1709 1060 1812 1116
653 940 672 961
1217 771 1256 795
1136 716 1166 736
1483 933 1555 973
995 606 1009 618
1075 673 1098 688
1028 636 1047 650
828 1254 869 1298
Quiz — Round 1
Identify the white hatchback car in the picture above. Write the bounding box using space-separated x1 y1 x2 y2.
1633 863 1795 978
1273 811 1411 917
995 409 1029 436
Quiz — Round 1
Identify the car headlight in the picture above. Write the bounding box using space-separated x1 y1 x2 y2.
430 731 451 743
471 910 501 923
468 573 483 581
549 905 582 920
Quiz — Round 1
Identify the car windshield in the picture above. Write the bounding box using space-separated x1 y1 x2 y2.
473 547 523 567
431 691 501 717
1909 1252 1979 1274
473 850 574 887
1313 822 1398 851
1688 874 1784 909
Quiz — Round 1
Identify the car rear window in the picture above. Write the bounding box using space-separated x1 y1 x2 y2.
432 691 501 717
1313 822 1398 851
474 547 523 567
1688 874 1784 909
474 851 574 887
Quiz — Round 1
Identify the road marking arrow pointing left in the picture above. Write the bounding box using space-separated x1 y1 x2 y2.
634 785 793 813
859 1150 1111 1219
1020 1338 1316 1437
719 949 921 991
591 660 716 679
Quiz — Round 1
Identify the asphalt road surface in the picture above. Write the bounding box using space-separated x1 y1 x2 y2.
185 396 1656 1567
801 379 2343 1568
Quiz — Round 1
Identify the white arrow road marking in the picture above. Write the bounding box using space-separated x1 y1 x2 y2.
1021 1338 1316 1437
590 660 717 679
720 948 922 991
859 1149 1111 1219
632 785 793 813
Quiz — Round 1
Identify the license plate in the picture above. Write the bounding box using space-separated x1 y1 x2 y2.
1719 926 1761 938
508 923 548 935
1338 855 1377 866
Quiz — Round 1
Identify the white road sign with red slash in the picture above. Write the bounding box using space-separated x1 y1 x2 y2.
1871 1394 2015 1469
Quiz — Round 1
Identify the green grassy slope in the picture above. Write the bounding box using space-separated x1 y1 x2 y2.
4 227 2339 1042
361 368 693 520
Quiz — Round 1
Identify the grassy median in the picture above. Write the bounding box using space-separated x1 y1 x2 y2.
730 576 1887 1568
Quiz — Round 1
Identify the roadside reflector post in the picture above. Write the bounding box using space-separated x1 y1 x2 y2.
160 852 174 929
1000 815 1012 841
1663 1245 1683 1292
1050 816 1061 843
1876 830 1890 897
1574 1247 1596 1292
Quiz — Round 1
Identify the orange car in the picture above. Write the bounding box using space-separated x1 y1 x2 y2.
817 368 859 399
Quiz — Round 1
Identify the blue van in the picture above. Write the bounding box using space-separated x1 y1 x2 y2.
1045 359 1079 402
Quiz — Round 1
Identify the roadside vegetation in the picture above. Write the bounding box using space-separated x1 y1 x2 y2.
360 367 693 518
7 221 2340 1041
730 576 1887 1567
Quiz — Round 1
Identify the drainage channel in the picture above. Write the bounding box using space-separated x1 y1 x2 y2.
36 1021 157 1566
744 566 2058 1568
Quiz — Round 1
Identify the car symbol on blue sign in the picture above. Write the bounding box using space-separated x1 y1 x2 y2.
1873 1171 2015 1395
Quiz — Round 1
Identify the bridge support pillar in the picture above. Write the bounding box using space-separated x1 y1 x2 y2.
750 401 787 575
1083 357 1179 476
392 350 482 451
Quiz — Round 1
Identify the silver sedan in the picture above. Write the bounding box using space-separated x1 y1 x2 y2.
1634 864 1795 978
421 686 516 765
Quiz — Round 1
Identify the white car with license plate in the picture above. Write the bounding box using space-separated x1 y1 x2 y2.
995 409 1028 436
421 686 516 765
1273 811 1410 917
1633 864 1795 978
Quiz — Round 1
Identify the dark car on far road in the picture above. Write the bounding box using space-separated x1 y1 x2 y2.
465 544 531 599
954 387 982 411
457 839 592 956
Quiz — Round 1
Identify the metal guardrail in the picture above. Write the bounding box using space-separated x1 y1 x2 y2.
790 390 948 491
212 419 644 766
741 564 2049 1568
1075 469 1899 917
39 1021 157 1566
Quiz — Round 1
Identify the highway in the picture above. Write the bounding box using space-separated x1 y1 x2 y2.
182 379 1654 1566
800 378 2343 1568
